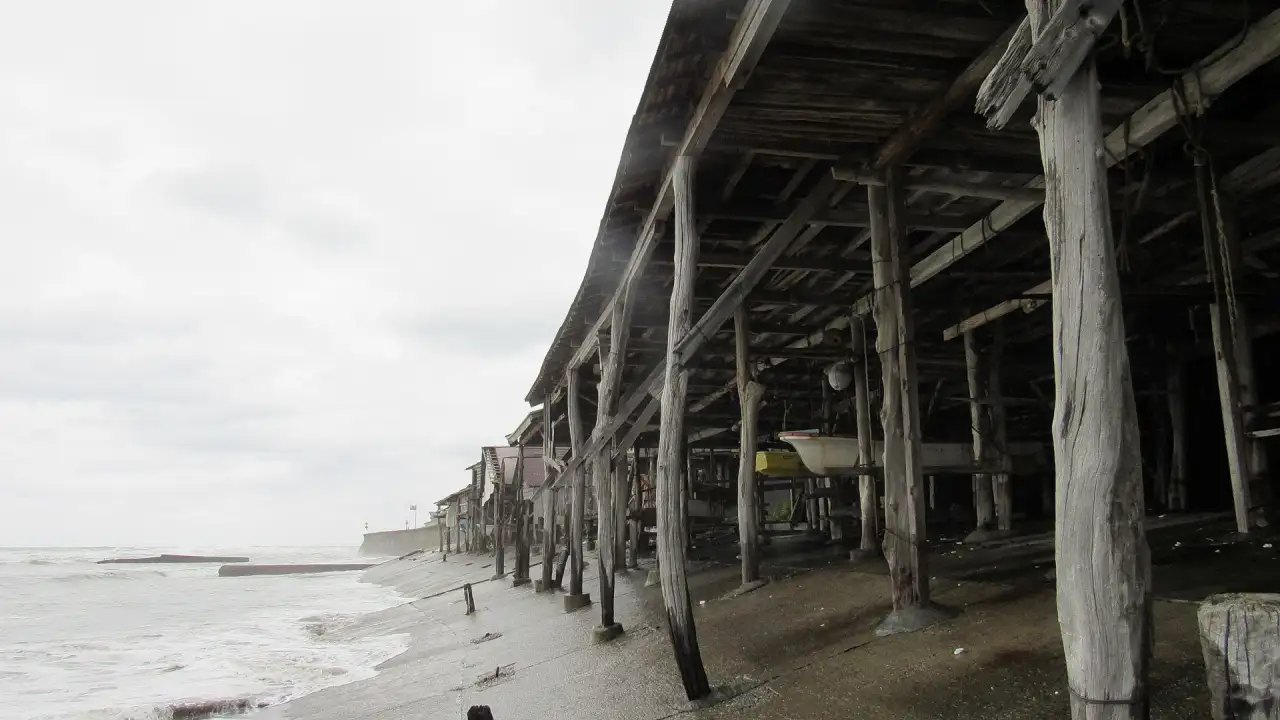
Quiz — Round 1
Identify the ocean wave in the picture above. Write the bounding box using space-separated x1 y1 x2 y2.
299 612 358 638
49 570 167 582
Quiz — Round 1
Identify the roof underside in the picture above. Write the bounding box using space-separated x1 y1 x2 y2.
527 0 1280 448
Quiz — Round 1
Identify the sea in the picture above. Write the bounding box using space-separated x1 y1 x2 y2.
0 546 410 720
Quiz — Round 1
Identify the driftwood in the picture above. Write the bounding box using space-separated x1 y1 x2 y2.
1027 2 1151 715
1198 593 1280 719
734 307 766 585
655 155 711 700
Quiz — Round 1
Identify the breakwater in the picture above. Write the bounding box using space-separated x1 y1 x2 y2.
97 554 250 564
359 524 441 557
218 563 375 577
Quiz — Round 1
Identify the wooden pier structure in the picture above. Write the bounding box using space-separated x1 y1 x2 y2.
462 1 1280 714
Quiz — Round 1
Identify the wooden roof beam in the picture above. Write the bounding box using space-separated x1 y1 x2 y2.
830 169 1044 203
704 203 973 233
870 19 1026 170
846 8 1280 321
976 1 1124 130
552 0 794 389
651 251 868 274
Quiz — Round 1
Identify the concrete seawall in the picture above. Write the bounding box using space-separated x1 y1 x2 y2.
359 524 440 557
218 563 375 577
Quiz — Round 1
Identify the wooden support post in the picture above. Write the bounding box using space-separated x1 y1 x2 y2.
821 382 843 542
735 307 766 589
805 478 819 532
613 451 628 571
1025 3 1151 713
592 286 632 634
655 155 711 700
1200 166 1269 532
513 444 531 587
463 583 475 615
627 450 641 569
1167 348 1188 511
1198 593 1280 719
868 167 947 636
538 405 557 591
565 366 590 608
990 322 1012 532
963 330 996 542
850 316 880 561
493 455 506 578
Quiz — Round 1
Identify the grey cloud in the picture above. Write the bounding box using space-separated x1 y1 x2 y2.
400 305 560 357
286 208 367 250
155 164 272 223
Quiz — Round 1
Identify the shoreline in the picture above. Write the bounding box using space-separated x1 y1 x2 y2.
256 516 1261 719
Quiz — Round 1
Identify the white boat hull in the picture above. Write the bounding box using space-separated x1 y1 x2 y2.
777 433 1046 476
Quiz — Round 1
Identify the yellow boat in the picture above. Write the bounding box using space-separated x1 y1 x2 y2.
754 450 811 477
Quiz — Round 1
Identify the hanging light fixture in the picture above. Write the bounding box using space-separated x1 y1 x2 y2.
825 361 853 391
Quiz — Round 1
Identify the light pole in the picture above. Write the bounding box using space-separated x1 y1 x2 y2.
410 504 418 527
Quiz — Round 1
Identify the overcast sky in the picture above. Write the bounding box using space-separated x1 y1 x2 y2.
0 1 668 547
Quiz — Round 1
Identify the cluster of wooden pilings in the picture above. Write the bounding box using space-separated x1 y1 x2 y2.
460 1 1280 716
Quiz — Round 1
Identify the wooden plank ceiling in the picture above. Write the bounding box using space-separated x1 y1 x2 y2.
536 0 1280 446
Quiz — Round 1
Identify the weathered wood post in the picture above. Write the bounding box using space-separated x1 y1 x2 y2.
1200 166 1268 532
1167 346 1188 511
463 583 475 615
963 329 996 543
538 405 557 592
627 448 641 569
850 316 880 562
564 366 591 610
591 288 632 639
614 450 629 570
987 3 1152 713
473 460 484 553
1198 593 1280 719
734 307 767 590
655 154 711 700
513 444 531 587
990 321 1012 532
493 454 506 579
804 478 819 532
556 487 571 588
821 382 843 543
868 167 949 636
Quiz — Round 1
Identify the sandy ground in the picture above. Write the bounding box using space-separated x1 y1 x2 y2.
261 512 1274 720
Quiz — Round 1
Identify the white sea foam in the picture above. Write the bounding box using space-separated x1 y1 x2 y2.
0 547 408 720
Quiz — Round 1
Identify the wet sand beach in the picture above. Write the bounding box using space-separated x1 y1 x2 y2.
271 513 1271 719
